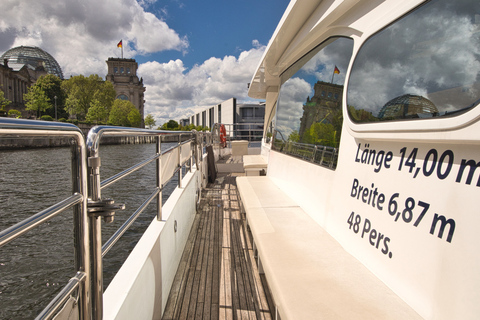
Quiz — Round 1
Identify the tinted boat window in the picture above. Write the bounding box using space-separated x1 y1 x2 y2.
348 0 480 123
274 37 353 168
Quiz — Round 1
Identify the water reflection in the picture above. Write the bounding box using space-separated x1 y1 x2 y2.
348 0 480 122
274 37 353 163
0 143 177 319
276 38 353 141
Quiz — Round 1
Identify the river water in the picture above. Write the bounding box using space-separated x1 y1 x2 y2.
0 143 180 319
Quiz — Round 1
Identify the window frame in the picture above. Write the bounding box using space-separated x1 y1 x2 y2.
345 0 480 135
273 36 354 169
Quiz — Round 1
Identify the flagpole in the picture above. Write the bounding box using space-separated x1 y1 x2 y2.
121 44 123 59
331 70 335 83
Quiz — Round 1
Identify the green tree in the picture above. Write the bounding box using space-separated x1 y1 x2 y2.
24 86 51 118
182 123 196 131
62 74 115 120
93 81 116 115
0 89 10 117
8 109 22 118
127 109 142 127
160 120 179 130
288 130 300 142
303 122 338 148
108 99 141 127
34 74 67 120
347 105 377 122
86 99 109 124
144 114 156 129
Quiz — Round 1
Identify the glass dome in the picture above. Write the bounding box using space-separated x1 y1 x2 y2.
378 94 438 119
1 46 63 79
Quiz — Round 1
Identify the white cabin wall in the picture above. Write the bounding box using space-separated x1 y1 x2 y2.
252 0 480 318
267 118 480 320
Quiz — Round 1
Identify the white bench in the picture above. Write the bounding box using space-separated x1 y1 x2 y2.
236 176 422 320
231 140 249 156
243 155 268 176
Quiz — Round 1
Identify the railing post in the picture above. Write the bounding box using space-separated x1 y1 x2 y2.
87 155 104 320
190 140 194 173
156 136 163 221
312 145 317 162
330 148 337 168
178 133 183 188
71 136 92 320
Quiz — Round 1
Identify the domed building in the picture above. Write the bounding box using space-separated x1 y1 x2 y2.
0 46 63 115
1 46 63 79
378 94 438 119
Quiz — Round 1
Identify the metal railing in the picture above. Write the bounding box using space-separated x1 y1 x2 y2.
272 131 338 169
0 118 211 320
0 118 91 320
211 123 264 147
85 126 206 319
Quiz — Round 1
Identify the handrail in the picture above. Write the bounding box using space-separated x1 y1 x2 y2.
0 119 211 320
0 118 91 320
101 187 160 257
36 272 87 320
85 125 206 320
272 135 338 169
0 193 83 246
100 152 161 189
211 122 264 146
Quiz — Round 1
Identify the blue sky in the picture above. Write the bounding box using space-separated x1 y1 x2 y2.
0 0 290 125
143 0 289 69
5 0 470 128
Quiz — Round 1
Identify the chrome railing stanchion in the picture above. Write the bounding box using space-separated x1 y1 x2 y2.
1 120 202 319
157 135 163 221
178 133 183 188
0 119 92 320
87 153 104 320
71 136 92 320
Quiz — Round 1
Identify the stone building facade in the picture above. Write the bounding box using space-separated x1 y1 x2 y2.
105 58 146 123
0 46 61 117
298 81 343 139
0 59 48 115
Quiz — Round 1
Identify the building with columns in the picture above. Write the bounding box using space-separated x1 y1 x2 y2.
105 58 146 123
0 46 57 116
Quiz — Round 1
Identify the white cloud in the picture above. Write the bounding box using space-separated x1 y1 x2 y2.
0 0 268 127
139 45 266 126
276 77 312 136
347 1 480 116
0 0 188 77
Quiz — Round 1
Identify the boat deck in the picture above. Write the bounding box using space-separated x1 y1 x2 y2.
162 173 274 320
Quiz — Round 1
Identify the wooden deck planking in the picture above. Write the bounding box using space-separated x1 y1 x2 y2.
162 174 273 320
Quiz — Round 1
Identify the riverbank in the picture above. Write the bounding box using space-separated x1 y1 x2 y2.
0 123 184 149
0 135 161 149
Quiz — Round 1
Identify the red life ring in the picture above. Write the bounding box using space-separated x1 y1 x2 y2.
219 124 227 148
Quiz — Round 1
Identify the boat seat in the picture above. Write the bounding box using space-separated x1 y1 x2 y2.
242 155 268 176
236 176 422 320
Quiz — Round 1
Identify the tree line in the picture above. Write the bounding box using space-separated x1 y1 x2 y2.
158 119 209 132
0 74 148 127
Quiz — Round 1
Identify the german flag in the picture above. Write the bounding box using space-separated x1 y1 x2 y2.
117 40 123 48
334 66 340 74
